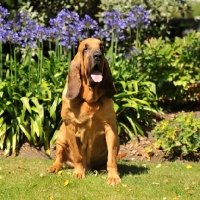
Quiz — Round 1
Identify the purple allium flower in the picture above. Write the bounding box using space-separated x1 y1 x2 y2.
102 10 126 41
49 9 81 50
33 25 48 42
0 4 10 42
92 28 110 41
0 4 9 21
127 6 150 29
80 14 98 31
0 29 7 42
103 10 126 31
126 12 137 29
9 12 48 47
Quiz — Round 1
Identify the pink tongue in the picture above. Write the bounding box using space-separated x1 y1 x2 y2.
91 72 103 82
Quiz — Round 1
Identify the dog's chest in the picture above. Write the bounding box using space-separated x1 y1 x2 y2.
77 101 101 124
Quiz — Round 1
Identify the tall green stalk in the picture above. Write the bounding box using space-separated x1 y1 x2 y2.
55 39 60 61
67 49 71 70
111 31 115 63
9 44 13 84
59 45 62 62
129 28 132 48
136 25 141 49
0 41 2 81
28 47 31 92
114 37 118 64
40 41 43 86
14 45 17 86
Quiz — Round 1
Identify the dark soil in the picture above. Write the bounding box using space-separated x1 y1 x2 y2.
1 110 200 163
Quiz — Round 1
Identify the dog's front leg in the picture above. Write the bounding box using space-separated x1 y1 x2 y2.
66 123 85 179
105 123 121 185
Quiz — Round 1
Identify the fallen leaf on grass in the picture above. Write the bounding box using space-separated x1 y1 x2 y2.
63 180 69 186
142 164 147 168
185 187 189 191
49 195 53 200
164 179 169 184
57 170 63 175
186 165 192 169
122 184 127 188
152 182 160 185
172 196 180 200
156 163 162 168
187 190 194 195
94 170 98 176
191 181 196 186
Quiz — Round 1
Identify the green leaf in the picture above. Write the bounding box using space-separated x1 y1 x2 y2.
19 124 31 141
119 122 134 142
21 97 32 114
31 97 44 123
12 134 17 154
113 102 119 113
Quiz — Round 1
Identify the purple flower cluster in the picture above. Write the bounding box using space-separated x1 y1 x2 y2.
127 6 150 29
49 10 98 49
0 4 150 49
102 10 126 41
0 5 9 42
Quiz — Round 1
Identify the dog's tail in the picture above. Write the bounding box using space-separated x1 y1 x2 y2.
117 152 127 161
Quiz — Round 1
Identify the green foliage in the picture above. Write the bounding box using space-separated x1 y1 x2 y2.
110 51 159 140
153 112 200 156
135 32 200 104
0 50 66 155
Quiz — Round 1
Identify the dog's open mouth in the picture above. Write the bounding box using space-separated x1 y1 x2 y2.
90 65 103 83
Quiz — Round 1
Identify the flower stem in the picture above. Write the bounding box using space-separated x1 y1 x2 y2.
14 45 17 85
9 44 13 84
0 41 2 81
28 47 31 92
68 49 71 70
136 26 141 48
40 41 43 86
111 31 114 64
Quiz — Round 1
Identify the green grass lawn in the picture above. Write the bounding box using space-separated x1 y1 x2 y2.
0 157 200 200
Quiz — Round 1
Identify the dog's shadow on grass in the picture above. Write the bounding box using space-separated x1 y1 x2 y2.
118 161 149 177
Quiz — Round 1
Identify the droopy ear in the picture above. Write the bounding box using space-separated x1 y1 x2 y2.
66 53 81 100
102 58 117 98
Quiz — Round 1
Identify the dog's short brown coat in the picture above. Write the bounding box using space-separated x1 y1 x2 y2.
48 38 121 184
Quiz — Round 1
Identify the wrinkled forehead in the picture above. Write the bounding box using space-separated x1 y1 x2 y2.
79 38 103 51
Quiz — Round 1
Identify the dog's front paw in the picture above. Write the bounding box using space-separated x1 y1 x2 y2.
107 174 121 185
73 168 85 179
47 163 62 173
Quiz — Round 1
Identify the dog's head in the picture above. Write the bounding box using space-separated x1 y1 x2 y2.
80 38 104 86
66 38 116 100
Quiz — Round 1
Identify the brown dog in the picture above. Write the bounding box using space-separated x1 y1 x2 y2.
47 38 121 184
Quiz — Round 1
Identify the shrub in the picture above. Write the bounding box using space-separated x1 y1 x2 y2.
135 32 200 104
153 112 200 156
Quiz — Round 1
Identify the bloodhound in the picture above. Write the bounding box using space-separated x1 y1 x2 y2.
47 38 122 184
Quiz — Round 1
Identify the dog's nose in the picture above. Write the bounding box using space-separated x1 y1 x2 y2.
93 52 102 60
